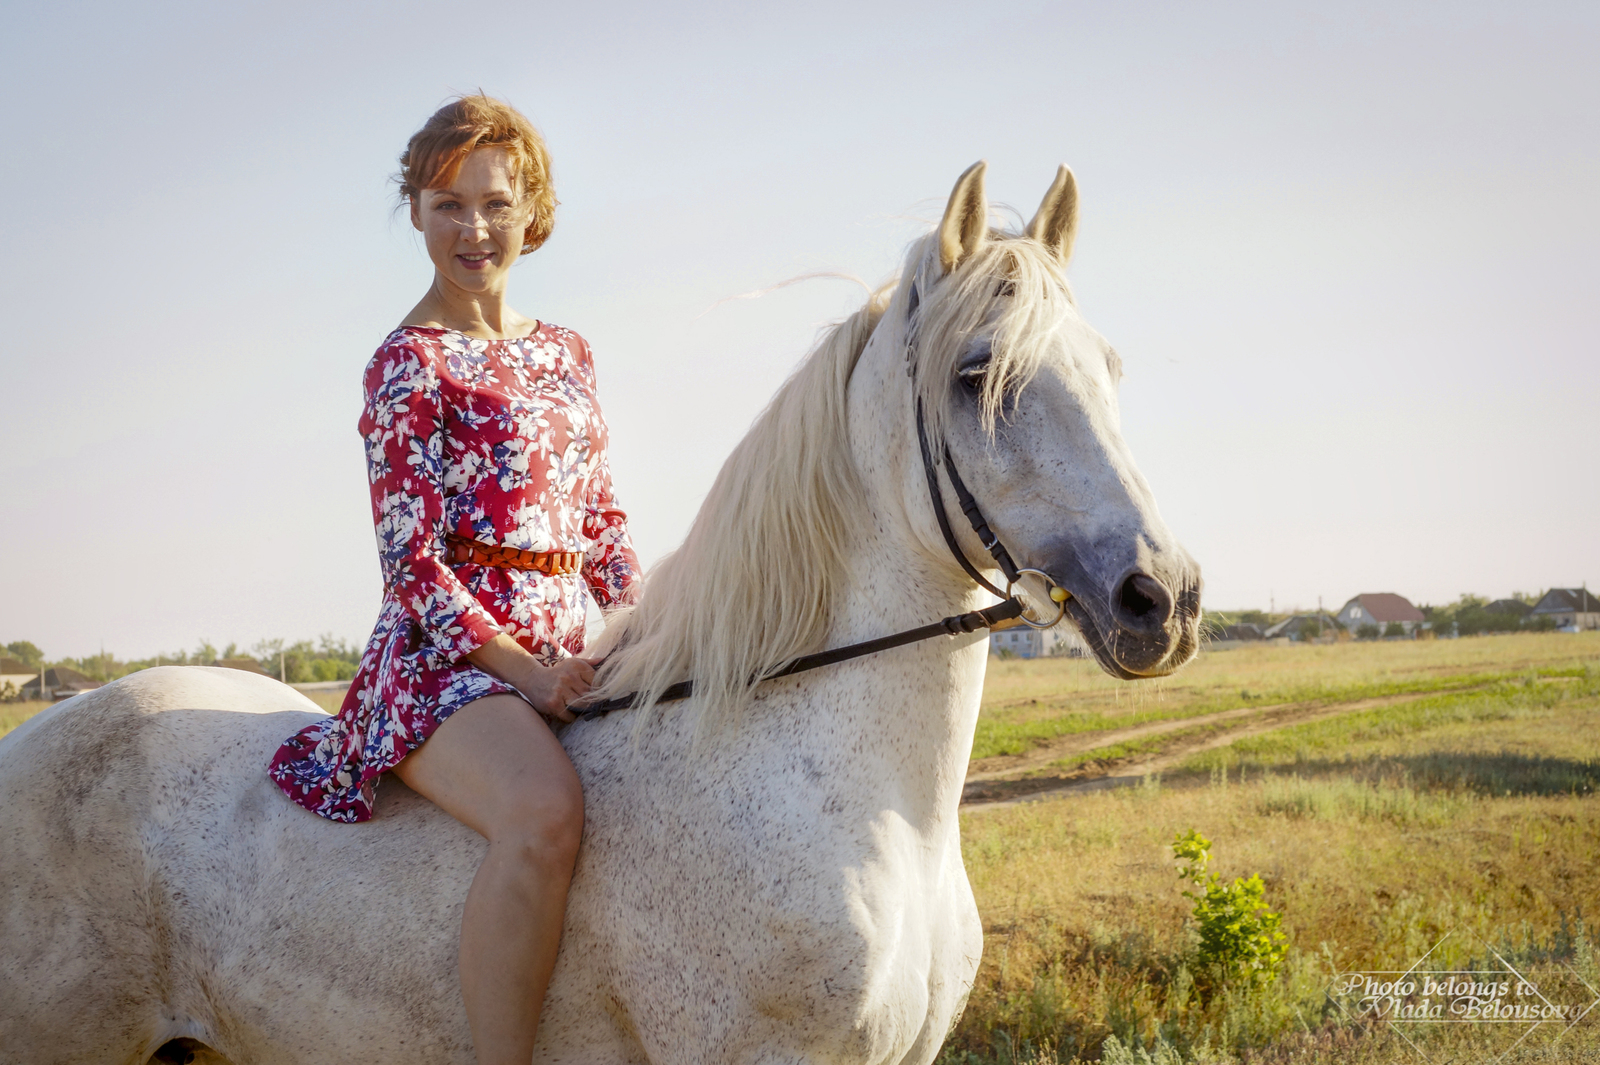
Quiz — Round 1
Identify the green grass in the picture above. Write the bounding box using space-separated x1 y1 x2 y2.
972 665 1591 761
949 640 1600 1063
1180 671 1600 774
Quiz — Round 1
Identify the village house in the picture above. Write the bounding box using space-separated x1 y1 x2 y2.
1485 599 1533 619
0 657 39 698
1336 593 1425 637
1529 588 1600 631
1263 612 1342 642
19 666 103 701
988 625 1081 659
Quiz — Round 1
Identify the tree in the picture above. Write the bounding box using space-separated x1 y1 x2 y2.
5 641 44 668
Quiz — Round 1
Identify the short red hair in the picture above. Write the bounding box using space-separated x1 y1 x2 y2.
398 94 558 255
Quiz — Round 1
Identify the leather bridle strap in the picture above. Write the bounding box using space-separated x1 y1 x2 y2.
915 397 1021 598
574 598 1022 719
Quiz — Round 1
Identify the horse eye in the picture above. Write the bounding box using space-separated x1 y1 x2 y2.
957 355 991 393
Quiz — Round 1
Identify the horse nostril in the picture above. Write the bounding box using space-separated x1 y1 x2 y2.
1118 573 1173 623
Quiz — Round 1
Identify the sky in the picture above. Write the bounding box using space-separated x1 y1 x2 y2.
2 0 1596 659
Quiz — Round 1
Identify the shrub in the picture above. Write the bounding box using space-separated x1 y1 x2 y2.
1172 829 1287 989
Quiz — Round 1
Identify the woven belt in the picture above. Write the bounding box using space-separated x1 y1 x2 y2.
442 533 583 576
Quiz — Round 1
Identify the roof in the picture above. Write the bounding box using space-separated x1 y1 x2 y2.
216 657 270 675
1342 593 1424 623
1485 599 1532 616
1263 612 1341 638
0 657 34 674
23 666 101 692
1531 588 1600 615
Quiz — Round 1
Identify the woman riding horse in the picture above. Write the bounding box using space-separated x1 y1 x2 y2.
266 94 640 1065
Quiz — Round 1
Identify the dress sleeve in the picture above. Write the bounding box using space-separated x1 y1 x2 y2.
580 454 641 609
362 341 503 663
569 334 641 609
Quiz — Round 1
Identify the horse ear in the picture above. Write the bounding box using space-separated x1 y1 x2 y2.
1024 165 1079 264
938 161 989 274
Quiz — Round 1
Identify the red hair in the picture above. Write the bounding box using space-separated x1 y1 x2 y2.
398 94 558 255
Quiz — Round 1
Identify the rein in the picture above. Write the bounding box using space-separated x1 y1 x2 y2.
574 280 1061 721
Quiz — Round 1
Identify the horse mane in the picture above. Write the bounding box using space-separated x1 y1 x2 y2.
587 231 1072 736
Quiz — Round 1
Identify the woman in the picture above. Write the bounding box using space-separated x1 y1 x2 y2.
268 95 639 1064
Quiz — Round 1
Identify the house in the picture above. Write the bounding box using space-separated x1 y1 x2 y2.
0 657 38 697
19 666 103 701
1336 593 1425 637
1529 588 1600 631
216 657 270 676
988 625 1082 659
1263 613 1342 642
1216 623 1265 642
1485 599 1532 618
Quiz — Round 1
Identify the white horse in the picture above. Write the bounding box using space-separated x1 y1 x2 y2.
0 163 1199 1065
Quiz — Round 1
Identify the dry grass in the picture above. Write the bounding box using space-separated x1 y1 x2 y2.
0 699 53 737
946 635 1600 1063
299 688 346 714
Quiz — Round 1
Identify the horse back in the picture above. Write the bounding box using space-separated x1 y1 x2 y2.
0 668 320 1062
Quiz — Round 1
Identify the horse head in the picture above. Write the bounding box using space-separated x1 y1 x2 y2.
900 161 1202 678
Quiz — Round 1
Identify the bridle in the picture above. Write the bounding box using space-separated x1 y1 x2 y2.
575 276 1066 720
915 396 1067 629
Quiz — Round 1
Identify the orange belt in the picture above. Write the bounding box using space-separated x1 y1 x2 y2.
443 534 582 576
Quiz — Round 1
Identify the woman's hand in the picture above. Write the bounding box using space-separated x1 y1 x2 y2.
465 633 598 723
511 656 596 723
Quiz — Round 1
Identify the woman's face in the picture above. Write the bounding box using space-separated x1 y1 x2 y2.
411 146 530 293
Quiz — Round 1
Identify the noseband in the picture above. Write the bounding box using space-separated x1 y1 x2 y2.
574 276 1063 719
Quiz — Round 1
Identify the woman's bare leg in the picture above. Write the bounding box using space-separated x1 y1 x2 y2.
393 693 583 1065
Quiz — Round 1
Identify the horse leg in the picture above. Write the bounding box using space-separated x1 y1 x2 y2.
150 1039 234 1065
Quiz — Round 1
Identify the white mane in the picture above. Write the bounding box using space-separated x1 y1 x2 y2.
587 230 1073 734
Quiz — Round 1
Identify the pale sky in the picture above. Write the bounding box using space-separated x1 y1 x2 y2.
2 1 1596 659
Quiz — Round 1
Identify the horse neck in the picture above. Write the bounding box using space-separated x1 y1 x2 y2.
777 318 993 829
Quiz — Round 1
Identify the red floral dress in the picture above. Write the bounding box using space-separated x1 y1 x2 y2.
268 324 640 822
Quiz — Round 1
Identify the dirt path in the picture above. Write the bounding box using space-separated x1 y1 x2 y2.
960 683 1489 810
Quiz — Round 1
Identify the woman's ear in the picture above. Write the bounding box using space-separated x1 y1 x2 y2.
409 196 422 232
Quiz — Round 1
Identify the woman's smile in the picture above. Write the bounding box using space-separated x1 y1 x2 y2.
412 146 528 298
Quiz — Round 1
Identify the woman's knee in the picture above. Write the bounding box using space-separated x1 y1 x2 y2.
490 770 585 873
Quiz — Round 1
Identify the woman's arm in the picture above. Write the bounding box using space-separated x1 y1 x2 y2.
466 635 593 722
579 454 641 609
363 344 503 663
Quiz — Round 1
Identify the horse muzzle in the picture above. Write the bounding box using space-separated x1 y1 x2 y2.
1047 554 1202 679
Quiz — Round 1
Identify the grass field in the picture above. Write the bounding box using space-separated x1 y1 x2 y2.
948 632 1600 1064
4 634 1598 1063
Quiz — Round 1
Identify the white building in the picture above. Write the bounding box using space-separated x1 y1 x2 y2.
988 625 1084 659
0 657 38 698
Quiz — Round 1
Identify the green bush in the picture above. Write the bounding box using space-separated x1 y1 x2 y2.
1172 829 1287 989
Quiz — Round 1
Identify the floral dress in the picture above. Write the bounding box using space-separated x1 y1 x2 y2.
268 324 640 823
